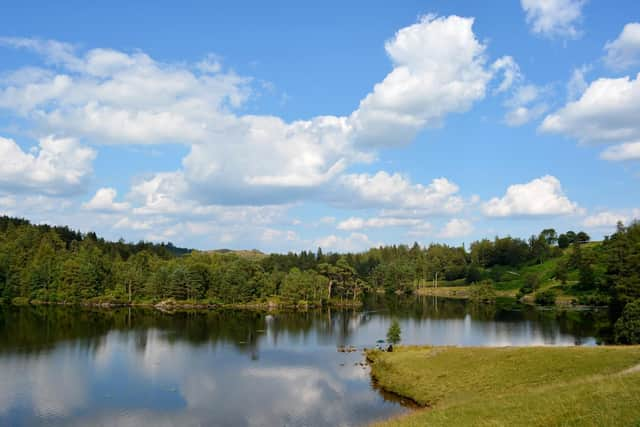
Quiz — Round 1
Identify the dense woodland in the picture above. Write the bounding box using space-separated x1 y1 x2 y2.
0 215 639 342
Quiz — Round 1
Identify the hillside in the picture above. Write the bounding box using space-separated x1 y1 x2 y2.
418 241 609 307
206 249 268 261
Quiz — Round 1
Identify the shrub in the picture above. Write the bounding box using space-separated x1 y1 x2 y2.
469 281 496 302
615 300 640 344
11 297 30 306
555 260 568 284
524 273 541 290
576 294 610 306
517 273 540 300
465 264 482 284
534 290 556 306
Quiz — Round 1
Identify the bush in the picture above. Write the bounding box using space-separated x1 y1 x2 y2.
465 264 482 284
11 297 30 306
576 294 610 306
534 290 557 306
524 273 541 290
516 273 540 299
555 260 568 284
469 281 496 302
615 300 640 344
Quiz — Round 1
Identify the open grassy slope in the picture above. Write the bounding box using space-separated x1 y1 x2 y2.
368 346 640 426
417 242 606 306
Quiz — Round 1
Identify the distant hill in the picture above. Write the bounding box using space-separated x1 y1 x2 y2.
206 249 267 260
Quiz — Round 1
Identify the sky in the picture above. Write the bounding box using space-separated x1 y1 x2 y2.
0 0 639 253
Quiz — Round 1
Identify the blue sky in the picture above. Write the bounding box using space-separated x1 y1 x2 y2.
0 0 639 252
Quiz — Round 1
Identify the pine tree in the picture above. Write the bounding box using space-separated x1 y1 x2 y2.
387 319 401 344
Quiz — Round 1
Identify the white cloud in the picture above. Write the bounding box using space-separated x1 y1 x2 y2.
483 175 580 217
503 84 549 126
492 56 523 93
604 23 640 71
82 187 130 212
0 135 95 196
319 216 336 225
0 37 81 69
314 232 376 253
406 222 434 238
540 73 640 151
0 19 526 250
113 217 158 231
350 15 496 147
0 43 251 144
0 196 16 208
438 218 474 238
505 105 549 126
0 15 514 206
520 0 586 39
181 115 364 205
582 210 640 229
567 65 590 101
335 172 464 213
600 141 640 161
260 228 299 242
336 216 423 231
127 172 289 224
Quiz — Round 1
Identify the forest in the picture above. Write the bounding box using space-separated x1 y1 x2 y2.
0 215 639 342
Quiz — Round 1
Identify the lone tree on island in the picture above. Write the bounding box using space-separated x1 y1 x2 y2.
387 319 402 345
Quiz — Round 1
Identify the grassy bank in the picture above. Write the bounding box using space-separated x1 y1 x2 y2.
368 346 640 426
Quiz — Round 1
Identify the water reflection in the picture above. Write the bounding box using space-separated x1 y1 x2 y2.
0 297 608 426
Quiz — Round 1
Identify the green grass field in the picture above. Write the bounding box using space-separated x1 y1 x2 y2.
368 346 640 426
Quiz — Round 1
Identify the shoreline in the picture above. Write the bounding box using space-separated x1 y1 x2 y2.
1 292 605 312
2 297 364 312
415 285 604 310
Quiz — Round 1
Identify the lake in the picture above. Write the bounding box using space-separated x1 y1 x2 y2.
0 297 607 426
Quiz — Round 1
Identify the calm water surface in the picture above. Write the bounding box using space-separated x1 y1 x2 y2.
0 297 606 426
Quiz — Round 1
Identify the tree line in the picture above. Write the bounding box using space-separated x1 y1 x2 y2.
0 215 638 342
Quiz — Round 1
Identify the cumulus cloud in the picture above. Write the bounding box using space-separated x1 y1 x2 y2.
0 17 526 250
319 216 336 225
350 15 496 146
0 15 515 205
582 210 640 229
482 175 580 217
540 73 640 160
314 233 377 253
438 218 474 238
82 188 130 212
335 172 464 213
0 135 95 196
604 23 640 71
566 65 590 101
491 56 522 93
113 217 160 231
520 0 586 39
0 42 250 144
260 228 299 242
406 222 434 238
600 141 640 161
336 216 423 231
503 84 549 126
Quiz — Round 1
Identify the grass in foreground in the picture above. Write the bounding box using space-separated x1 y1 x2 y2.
368 346 640 427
